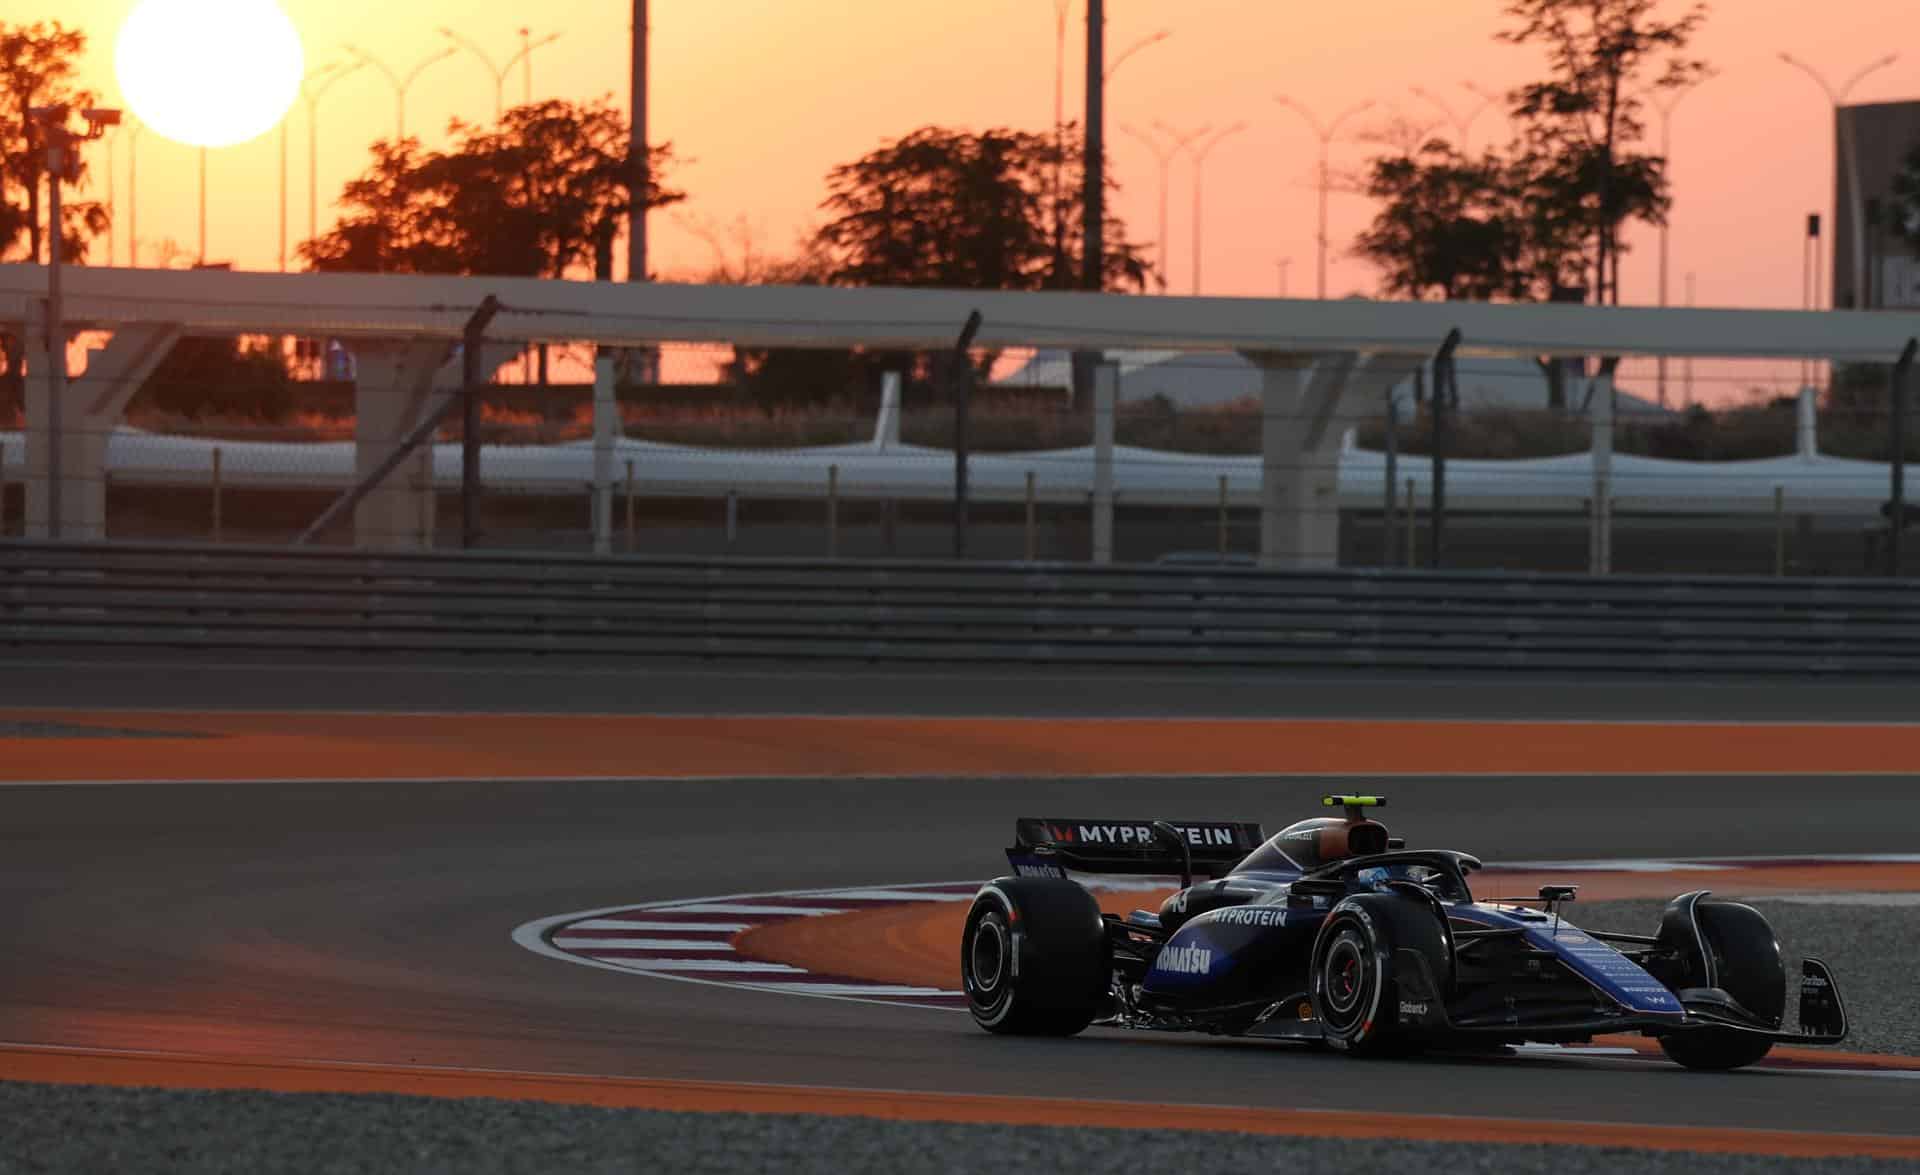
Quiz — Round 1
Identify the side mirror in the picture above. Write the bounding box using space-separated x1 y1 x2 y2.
1151 821 1193 891
1539 885 1578 904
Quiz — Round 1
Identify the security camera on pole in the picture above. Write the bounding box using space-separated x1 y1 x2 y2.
28 104 121 541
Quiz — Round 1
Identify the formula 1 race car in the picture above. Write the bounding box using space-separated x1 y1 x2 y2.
960 796 1848 1070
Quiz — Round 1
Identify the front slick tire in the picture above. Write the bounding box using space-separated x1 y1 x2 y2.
1310 894 1447 1058
1658 900 1784 1072
961 878 1109 1036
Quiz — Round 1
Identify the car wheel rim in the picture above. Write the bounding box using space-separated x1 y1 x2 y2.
1319 928 1373 1033
970 916 1007 995
1325 940 1363 1014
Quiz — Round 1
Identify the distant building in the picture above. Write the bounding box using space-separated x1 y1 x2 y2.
1833 100 1920 310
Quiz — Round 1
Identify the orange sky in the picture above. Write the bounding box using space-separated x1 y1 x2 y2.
35 0 1920 319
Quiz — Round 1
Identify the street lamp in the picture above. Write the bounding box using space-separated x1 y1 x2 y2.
1185 121 1247 296
1120 122 1207 293
440 26 562 119
1645 74 1712 408
28 103 120 541
1409 81 1502 153
279 63 352 271
1105 29 1170 83
1780 51 1900 311
1274 94 1375 299
346 43 457 139
300 60 364 252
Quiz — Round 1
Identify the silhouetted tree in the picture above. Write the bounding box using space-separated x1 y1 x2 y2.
1354 1 1705 307
0 21 107 415
1500 0 1708 305
814 125 1148 292
0 21 105 265
1354 144 1528 301
300 98 682 278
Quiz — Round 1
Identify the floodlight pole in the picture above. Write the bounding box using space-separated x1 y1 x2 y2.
1082 0 1105 296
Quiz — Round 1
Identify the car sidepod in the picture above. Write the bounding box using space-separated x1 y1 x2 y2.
1139 902 1321 1009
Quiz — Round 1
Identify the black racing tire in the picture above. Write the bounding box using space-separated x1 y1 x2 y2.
1657 900 1784 1072
1309 892 1450 1057
961 877 1110 1036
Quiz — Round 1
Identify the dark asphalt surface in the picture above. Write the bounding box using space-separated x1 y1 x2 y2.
4 764 1919 1138
4 651 1919 719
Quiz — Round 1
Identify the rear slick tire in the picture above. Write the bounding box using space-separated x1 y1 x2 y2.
961 878 1109 1036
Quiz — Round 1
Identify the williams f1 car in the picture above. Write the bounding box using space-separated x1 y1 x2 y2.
960 796 1847 1070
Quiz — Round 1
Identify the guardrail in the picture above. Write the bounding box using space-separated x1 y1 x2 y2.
5 539 1920 673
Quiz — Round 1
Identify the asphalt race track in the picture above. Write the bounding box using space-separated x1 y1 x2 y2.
4 734 1920 1141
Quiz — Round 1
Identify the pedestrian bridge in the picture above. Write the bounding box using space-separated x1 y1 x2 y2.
5 263 1917 565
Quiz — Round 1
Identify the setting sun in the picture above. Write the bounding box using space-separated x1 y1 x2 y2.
115 0 303 149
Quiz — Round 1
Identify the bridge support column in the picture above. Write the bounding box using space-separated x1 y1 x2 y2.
1244 350 1425 570
351 338 456 549
25 323 181 541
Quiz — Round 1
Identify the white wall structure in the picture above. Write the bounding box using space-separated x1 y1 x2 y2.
6 263 1919 563
999 348 1672 416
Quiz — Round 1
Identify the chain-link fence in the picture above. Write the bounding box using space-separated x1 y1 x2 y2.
5 333 1919 576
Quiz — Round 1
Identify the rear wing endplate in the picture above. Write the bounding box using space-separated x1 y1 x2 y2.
1006 817 1265 880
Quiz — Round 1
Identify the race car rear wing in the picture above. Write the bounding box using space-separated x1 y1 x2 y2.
1006 817 1265 882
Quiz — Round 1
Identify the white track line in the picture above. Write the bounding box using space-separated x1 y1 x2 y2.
661 903 847 916
550 938 735 951
566 919 750 932
596 959 808 973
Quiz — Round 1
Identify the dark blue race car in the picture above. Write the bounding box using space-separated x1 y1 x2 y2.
960 796 1847 1070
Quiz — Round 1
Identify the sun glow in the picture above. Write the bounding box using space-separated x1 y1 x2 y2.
115 0 304 149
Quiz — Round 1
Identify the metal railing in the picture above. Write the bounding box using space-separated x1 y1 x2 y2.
5 539 1920 673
